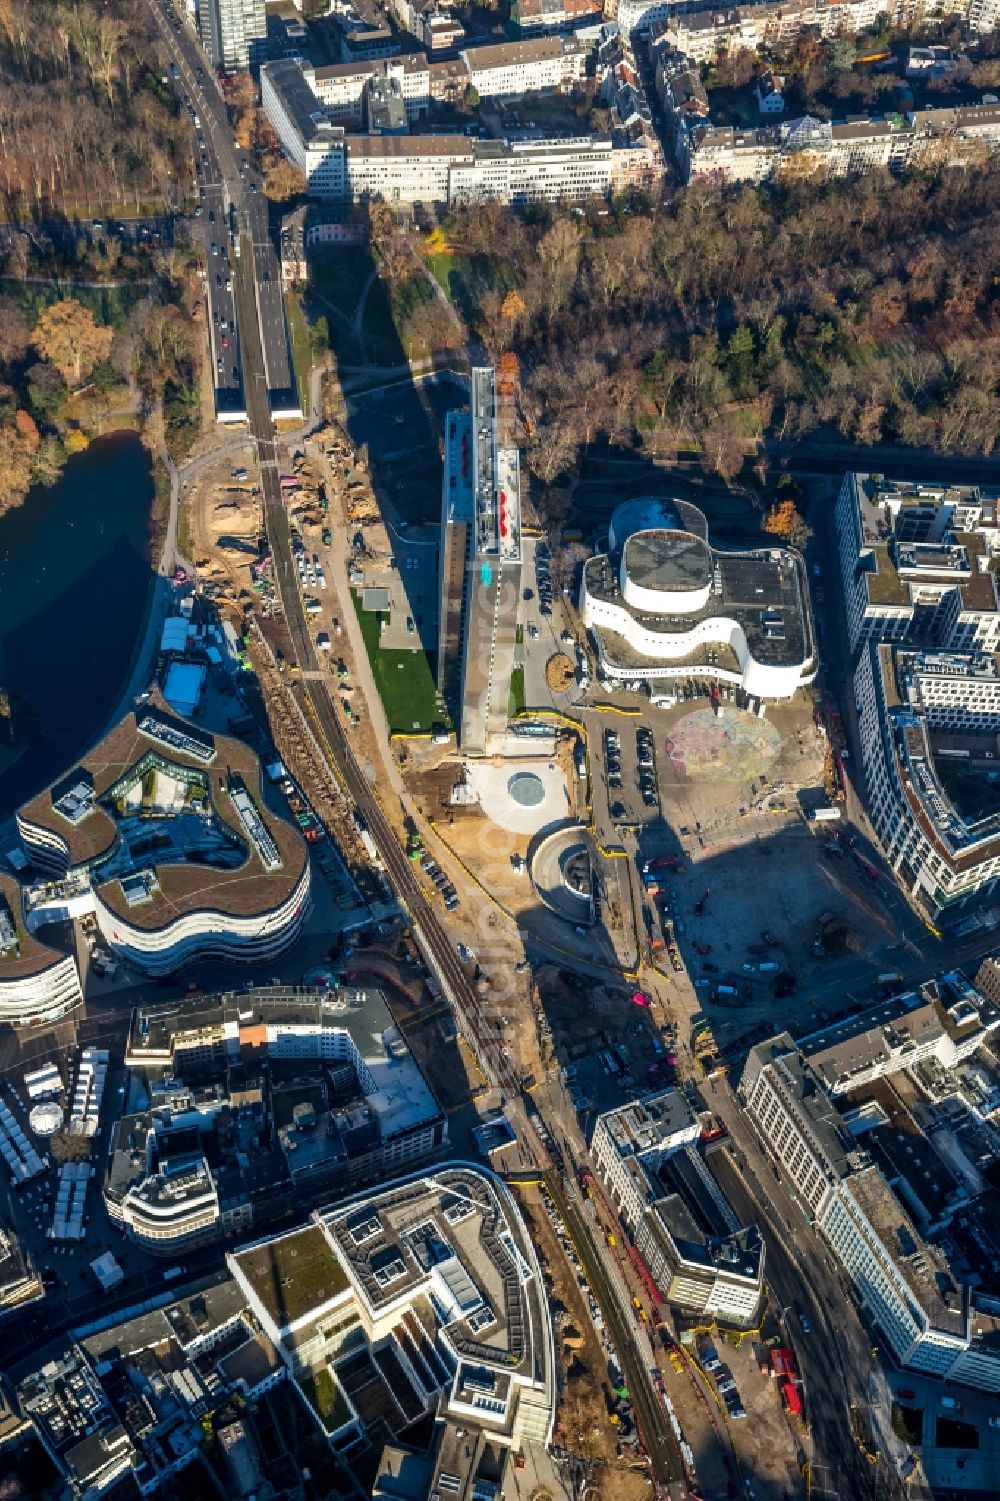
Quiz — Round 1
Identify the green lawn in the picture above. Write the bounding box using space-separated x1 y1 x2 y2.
233 1225 349 1328
284 289 312 409
309 247 376 325
425 251 517 325
508 666 526 718
352 590 443 734
300 1366 351 1433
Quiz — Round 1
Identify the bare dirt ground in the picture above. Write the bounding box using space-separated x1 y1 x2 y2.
186 452 262 606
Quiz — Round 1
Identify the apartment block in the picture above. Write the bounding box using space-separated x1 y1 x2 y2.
512 0 604 33
197 0 266 71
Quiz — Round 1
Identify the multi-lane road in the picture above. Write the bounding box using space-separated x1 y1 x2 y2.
147 0 296 415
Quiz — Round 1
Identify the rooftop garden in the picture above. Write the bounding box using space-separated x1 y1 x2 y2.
235 1225 350 1328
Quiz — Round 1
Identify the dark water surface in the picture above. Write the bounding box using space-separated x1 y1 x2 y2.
0 431 153 819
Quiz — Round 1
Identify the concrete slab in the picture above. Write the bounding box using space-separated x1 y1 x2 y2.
465 759 570 836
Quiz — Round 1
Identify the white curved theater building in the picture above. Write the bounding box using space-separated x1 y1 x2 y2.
15 700 310 978
581 498 816 700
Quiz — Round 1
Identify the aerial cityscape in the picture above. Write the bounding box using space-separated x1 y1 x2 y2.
0 1 999 1500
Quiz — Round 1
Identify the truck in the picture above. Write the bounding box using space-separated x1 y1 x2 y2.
808 806 842 822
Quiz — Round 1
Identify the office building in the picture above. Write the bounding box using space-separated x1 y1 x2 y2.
0 871 83 1028
110 986 448 1253
591 1091 764 1325
741 1033 1000 1390
437 367 522 751
581 496 816 700
198 0 266 72
15 698 310 977
799 974 1000 1096
855 644 1000 922
230 1166 556 1450
836 474 1000 657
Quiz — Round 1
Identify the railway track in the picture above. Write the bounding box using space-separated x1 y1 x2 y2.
231 231 683 1493
232 234 517 1099
546 1174 683 1491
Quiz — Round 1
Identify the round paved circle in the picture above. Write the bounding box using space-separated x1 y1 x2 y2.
666 707 781 781
508 771 546 808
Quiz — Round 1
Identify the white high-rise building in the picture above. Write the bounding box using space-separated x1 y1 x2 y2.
198 0 267 72
740 1033 1000 1391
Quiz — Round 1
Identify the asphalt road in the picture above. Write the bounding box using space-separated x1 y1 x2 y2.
148 0 293 413
709 1088 906 1501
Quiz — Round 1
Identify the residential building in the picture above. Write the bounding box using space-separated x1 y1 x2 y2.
197 0 266 72
591 1091 764 1325
437 368 522 751
461 36 588 98
580 496 816 700
741 1034 1000 1390
512 0 603 33
261 56 663 203
0 872 83 1028
15 698 311 977
627 0 969 47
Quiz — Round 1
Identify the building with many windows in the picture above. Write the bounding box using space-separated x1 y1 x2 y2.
108 987 448 1254
0 872 83 1028
836 473 1000 657
197 0 266 72
229 1166 556 1453
580 497 816 700
437 368 522 751
591 1091 764 1325
838 475 1000 920
740 1033 1000 1390
15 700 310 977
855 643 1000 921
260 57 662 203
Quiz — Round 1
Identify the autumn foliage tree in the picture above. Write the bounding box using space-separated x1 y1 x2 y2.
763 497 811 550
31 299 114 386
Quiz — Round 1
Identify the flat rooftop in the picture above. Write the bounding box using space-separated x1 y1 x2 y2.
322 1166 546 1386
18 696 307 926
585 545 810 669
232 1223 351 1329
597 1088 697 1158
0 873 69 979
845 1164 966 1336
264 59 342 146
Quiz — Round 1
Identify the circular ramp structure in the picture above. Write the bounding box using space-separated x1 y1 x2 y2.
529 824 597 927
